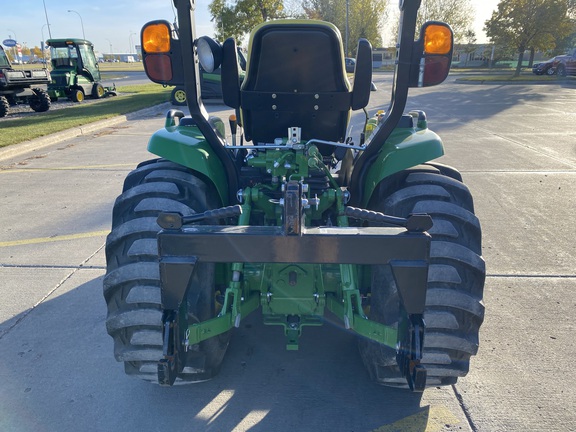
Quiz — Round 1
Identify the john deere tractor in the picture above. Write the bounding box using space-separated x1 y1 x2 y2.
46 38 115 102
103 0 485 391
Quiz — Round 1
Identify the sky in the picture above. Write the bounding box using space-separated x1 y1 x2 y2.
1 0 500 56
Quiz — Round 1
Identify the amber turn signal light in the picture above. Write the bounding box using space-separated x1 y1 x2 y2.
424 24 452 55
142 23 171 53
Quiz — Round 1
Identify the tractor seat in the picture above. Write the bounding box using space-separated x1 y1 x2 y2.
239 20 353 153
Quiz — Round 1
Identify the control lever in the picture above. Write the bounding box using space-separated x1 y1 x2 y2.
157 205 243 229
344 206 432 232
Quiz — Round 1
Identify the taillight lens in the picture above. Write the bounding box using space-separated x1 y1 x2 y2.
142 23 171 53
424 24 452 55
423 56 451 86
144 55 173 81
141 21 175 84
418 22 453 87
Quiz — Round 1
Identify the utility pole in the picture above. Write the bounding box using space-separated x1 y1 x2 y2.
42 0 52 38
345 0 349 57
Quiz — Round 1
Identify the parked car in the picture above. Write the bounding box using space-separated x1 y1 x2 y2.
552 50 576 76
532 58 555 75
345 57 356 73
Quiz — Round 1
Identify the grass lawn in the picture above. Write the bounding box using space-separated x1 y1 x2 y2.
0 84 170 149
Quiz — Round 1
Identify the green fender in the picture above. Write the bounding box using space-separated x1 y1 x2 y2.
147 121 229 205
361 126 444 207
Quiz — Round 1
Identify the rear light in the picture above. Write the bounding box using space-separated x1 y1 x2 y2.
142 23 171 53
424 24 452 55
423 56 451 86
415 22 453 87
144 55 173 81
141 20 177 84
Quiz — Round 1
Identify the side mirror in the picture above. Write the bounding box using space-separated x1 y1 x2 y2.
409 21 453 87
141 20 184 85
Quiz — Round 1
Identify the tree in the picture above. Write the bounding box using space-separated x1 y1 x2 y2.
417 0 475 43
209 0 287 42
31 46 43 59
389 0 475 46
457 29 477 66
302 0 387 55
484 0 573 77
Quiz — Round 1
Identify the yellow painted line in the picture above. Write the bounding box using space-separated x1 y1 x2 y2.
0 163 134 174
0 230 109 248
372 405 461 432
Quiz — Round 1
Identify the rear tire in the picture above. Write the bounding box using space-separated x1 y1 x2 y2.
103 159 230 384
29 88 51 112
359 167 485 388
0 96 8 117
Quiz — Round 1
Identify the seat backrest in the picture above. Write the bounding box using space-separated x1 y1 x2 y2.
240 20 351 148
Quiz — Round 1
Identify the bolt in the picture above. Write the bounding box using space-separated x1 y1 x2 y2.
342 190 351 204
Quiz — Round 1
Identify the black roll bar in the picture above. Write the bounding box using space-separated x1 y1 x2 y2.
174 0 240 204
348 0 421 206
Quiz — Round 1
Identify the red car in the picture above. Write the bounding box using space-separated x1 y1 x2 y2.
532 58 555 75
552 50 576 76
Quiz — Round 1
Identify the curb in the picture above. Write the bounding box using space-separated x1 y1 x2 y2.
0 102 171 163
454 78 576 87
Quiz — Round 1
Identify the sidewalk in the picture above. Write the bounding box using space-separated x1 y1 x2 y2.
0 102 171 163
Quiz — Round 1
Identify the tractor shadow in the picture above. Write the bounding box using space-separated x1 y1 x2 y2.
0 275 443 432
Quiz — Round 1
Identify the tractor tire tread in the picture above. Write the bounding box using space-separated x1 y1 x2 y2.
359 165 485 389
104 159 228 384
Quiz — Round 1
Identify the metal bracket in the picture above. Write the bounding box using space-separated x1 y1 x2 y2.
158 310 185 386
397 313 427 391
283 180 303 235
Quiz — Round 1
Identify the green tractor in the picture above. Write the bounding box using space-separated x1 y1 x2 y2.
46 38 116 102
103 0 485 391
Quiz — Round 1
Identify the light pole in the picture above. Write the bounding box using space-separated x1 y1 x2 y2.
7 28 19 65
129 32 137 54
345 0 349 58
105 38 113 61
68 10 86 40
41 24 48 43
41 24 48 65
42 0 52 38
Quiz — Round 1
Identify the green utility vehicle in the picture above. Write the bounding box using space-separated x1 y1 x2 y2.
170 48 247 105
103 0 485 391
0 45 51 117
46 38 116 102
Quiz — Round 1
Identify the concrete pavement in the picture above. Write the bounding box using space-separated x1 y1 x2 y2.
1 77 575 431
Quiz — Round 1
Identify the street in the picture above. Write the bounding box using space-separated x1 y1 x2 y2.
0 75 575 431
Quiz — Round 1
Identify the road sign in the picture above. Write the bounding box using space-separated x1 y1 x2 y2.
2 39 17 47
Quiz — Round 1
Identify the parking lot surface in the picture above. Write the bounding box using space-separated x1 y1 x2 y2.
1 76 575 431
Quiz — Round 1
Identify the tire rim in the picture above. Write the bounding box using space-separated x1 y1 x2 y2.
174 90 186 103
